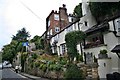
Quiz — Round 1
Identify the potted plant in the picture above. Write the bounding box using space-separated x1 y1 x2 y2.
98 49 108 59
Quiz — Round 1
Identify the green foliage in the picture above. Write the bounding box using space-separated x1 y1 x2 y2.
30 62 34 68
2 28 30 63
77 55 83 62
48 63 62 71
39 63 44 69
30 35 44 50
40 39 45 50
64 63 84 80
12 28 30 42
58 57 67 65
34 62 40 68
42 64 47 72
89 2 120 23
2 40 18 63
65 31 86 61
100 49 107 54
53 64 62 71
45 42 52 54
39 63 47 72
31 53 38 59
21 52 28 71
73 3 82 18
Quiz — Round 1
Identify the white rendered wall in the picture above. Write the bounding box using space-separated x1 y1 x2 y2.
104 31 119 72
98 58 112 79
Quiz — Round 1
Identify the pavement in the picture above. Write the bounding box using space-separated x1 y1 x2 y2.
11 68 49 80
13 68 50 80
20 72 48 80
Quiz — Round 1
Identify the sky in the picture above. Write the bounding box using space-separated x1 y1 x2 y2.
0 0 82 50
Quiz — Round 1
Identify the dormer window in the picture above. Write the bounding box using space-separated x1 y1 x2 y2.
55 27 60 32
54 14 59 20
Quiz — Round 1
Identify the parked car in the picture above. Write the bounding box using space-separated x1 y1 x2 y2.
0 63 3 69
2 61 12 68
3 63 12 68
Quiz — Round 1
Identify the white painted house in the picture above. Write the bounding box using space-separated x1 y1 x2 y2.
50 1 120 79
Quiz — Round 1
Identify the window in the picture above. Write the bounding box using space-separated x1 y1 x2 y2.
61 44 66 54
117 20 120 32
84 21 87 26
48 20 50 27
84 33 104 49
55 27 60 32
69 17 72 22
50 29 52 35
54 14 59 20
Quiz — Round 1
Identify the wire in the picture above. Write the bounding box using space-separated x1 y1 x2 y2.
19 0 44 23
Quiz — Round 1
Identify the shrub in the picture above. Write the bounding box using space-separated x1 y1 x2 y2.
64 63 84 80
48 64 54 71
30 62 34 68
59 58 67 65
48 63 62 71
41 64 47 72
53 64 62 71
34 62 40 68
77 55 83 62
100 49 107 54
39 63 44 69
31 53 38 59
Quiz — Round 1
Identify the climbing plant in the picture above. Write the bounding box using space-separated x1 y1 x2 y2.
65 31 86 62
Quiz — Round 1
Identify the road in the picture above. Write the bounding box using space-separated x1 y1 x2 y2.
1 68 30 80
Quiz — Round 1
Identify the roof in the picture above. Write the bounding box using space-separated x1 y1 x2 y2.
85 22 109 35
111 44 120 53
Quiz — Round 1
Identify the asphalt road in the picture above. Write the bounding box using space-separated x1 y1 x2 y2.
1 68 30 80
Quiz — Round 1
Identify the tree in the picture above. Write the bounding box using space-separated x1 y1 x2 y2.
30 35 44 50
12 28 30 42
2 40 18 63
73 3 82 18
65 31 86 62
2 28 30 63
89 2 120 23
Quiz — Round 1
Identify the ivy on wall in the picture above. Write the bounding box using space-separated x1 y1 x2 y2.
65 31 86 61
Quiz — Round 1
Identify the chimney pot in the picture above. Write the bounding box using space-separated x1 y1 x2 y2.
63 4 66 8
55 11 57 13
